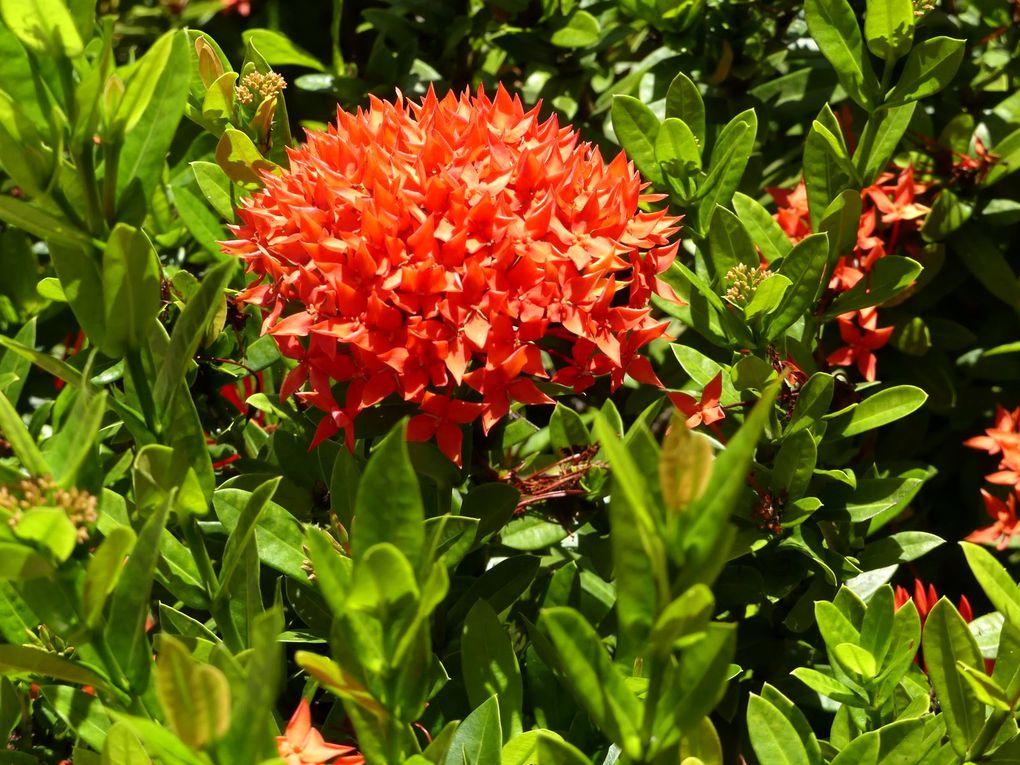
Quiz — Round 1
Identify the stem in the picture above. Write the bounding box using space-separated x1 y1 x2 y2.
331 0 345 75
182 517 244 653
125 350 157 435
879 56 895 100
102 143 121 225
640 655 665 756
966 708 1009 761
75 144 106 238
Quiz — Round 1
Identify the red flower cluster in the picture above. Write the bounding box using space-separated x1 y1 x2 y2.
965 405 1020 549
770 166 930 381
224 86 680 464
894 578 974 625
277 699 363 765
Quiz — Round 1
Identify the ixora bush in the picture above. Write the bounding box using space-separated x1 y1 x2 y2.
0 0 1018 762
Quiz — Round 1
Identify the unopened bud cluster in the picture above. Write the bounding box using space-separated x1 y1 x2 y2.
724 263 767 305
236 71 287 106
913 0 936 16
1 477 98 544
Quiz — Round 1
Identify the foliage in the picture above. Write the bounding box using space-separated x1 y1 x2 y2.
0 0 1017 763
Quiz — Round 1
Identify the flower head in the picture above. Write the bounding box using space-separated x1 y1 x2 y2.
825 308 894 382
668 372 725 429
225 86 680 464
966 489 1020 550
276 699 363 765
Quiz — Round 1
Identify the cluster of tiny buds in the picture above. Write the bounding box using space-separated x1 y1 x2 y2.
724 263 768 305
913 0 936 16
1 477 98 544
235 71 287 106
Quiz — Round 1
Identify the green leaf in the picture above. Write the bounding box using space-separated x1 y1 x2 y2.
923 599 985 757
822 256 922 318
960 542 1020 628
0 544 53 580
837 477 923 522
732 192 792 263
696 110 757 233
747 694 815 765
864 0 914 60
648 584 714 655
859 532 944 568
791 667 863 704
12 508 77 563
886 37 966 105
0 0 83 56
213 488 306 581
0 319 36 408
759 684 823 765
538 608 643 759
853 103 917 185
241 29 325 69
677 381 780 587
593 410 667 664
830 731 880 765
817 190 863 263
548 404 590 450
956 228 1020 309
772 429 816 500
104 496 170 692
216 477 280 599
44 686 112 753
215 128 280 190
0 645 107 688
767 233 829 340
0 389 47 475
0 89 53 195
785 373 834 436
805 0 880 108
84 526 137 628
116 30 192 221
101 723 151 765
665 72 705 147
832 642 877 680
656 118 702 198
155 636 231 749
221 608 283 762
0 197 92 250
707 206 758 280
351 420 425 569
463 601 523 742
958 663 1010 711
114 32 177 136
659 416 714 514
984 129 1020 186
152 259 235 428
191 161 236 221
826 386 927 437
101 225 161 357
550 10 601 48
745 275 792 320
442 695 502 765
611 95 662 186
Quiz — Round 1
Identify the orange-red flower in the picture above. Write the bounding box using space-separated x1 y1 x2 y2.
825 308 893 382
224 86 680 464
276 699 363 765
770 164 928 382
966 489 1020 550
668 372 725 429
894 579 973 625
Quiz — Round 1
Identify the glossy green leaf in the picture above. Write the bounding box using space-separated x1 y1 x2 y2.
805 0 880 108
538 608 643 759
826 386 927 437
104 496 170 692
155 636 231 749
747 694 815 765
0 389 47 475
732 192 792 263
550 11 601 48
101 724 151 765
241 29 325 69
923 599 984 757
611 95 662 186
665 72 705 147
864 0 914 60
887 37 966 105
707 205 758 279
351 419 425 568
0 0 83 56
152 259 235 427
101 225 160 357
767 233 829 339
83 526 137 628
853 103 917 185
442 695 502 765
823 256 922 318
696 110 756 232
0 645 107 689
961 542 1020 627
463 601 523 741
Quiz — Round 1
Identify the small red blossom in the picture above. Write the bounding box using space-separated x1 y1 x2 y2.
967 489 1020 550
965 405 1020 458
225 86 680 464
220 0 251 15
894 579 974 625
668 372 725 429
276 699 364 765
825 308 893 382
